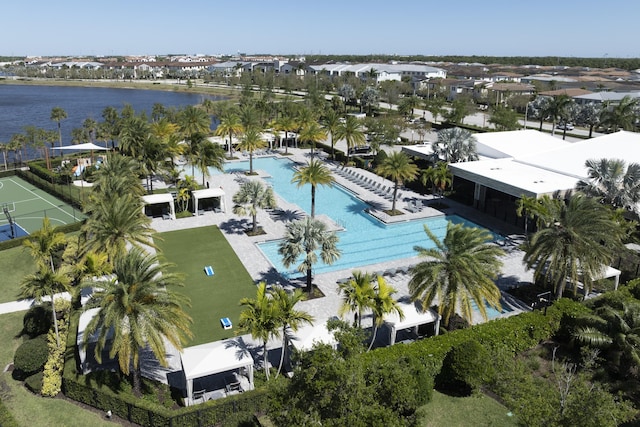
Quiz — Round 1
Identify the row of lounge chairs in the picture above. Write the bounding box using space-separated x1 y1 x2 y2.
334 167 400 201
405 199 428 213
335 265 414 285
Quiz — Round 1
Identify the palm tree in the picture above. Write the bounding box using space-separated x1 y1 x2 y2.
291 159 334 218
321 109 341 161
19 265 72 347
238 282 280 381
360 86 380 116
88 153 143 200
576 158 640 215
270 286 313 378
194 139 226 186
238 127 267 174
279 217 341 295
432 127 479 163
421 161 452 200
546 95 574 136
23 217 66 274
515 194 541 238
118 116 150 159
82 193 156 262
523 193 625 299
334 115 366 164
215 110 243 157
573 301 640 376
0 141 9 171
376 151 419 212
50 107 67 149
273 113 296 155
368 275 403 351
83 247 192 395
178 105 211 140
338 270 375 328
298 121 326 157
576 102 603 138
409 222 504 327
232 180 277 233
601 96 639 132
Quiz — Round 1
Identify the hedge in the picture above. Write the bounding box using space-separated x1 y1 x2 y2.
16 168 83 211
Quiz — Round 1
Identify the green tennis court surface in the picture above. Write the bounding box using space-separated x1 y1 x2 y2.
0 176 85 241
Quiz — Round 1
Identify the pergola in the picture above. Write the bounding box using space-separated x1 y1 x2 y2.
192 188 225 215
384 301 440 346
180 337 254 406
141 193 175 220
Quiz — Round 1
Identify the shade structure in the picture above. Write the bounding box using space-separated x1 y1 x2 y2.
180 337 254 406
384 300 440 346
290 320 338 352
192 188 225 215
52 142 110 151
142 193 175 220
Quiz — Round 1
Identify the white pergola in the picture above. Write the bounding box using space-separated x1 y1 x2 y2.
192 188 226 215
290 320 338 352
180 337 254 406
384 301 440 346
141 193 175 220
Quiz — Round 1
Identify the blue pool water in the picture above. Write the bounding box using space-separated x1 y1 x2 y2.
215 157 501 278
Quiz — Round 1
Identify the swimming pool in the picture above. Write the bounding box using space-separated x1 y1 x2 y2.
214 157 501 278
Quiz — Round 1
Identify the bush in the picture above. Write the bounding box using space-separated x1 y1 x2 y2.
25 371 44 394
436 339 493 395
23 305 52 338
14 335 49 377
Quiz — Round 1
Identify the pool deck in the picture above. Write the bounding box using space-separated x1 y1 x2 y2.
147 148 533 353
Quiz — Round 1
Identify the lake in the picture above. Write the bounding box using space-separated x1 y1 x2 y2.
0 84 224 160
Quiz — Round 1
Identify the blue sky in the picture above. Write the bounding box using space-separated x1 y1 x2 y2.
3 0 637 58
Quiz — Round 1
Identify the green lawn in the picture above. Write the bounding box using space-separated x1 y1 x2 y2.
0 246 35 303
0 311 116 427
156 225 257 345
416 391 517 427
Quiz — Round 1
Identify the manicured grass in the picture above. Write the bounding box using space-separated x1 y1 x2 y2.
0 245 35 303
156 226 257 345
416 391 517 427
0 311 115 427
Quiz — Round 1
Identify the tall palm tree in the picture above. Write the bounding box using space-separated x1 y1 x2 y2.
515 194 541 238
298 121 326 157
19 265 72 347
101 106 120 149
239 103 262 132
238 127 267 174
576 158 640 215
279 217 341 295
50 107 67 149
82 193 156 262
232 180 277 233
118 116 150 159
523 193 625 299
88 153 143 200
9 134 27 166
338 270 375 328
368 275 404 351
270 286 313 378
238 282 280 381
83 248 192 395
421 161 452 200
178 105 211 140
273 113 296 155
601 96 639 132
334 115 366 164
215 110 243 157
409 222 504 327
194 139 226 186
432 127 479 163
291 159 334 218
321 109 342 161
545 95 573 136
0 141 9 171
376 151 419 212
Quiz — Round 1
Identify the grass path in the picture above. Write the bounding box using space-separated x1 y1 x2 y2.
416 390 517 427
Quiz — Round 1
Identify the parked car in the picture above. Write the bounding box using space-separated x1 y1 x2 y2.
557 122 574 131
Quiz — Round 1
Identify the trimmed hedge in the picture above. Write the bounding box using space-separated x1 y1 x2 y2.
14 334 49 377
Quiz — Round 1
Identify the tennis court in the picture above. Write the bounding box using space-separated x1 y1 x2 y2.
0 176 85 242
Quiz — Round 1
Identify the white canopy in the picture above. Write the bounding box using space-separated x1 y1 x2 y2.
290 320 337 352
142 193 175 220
192 188 226 215
180 337 254 405
52 142 110 151
384 300 440 345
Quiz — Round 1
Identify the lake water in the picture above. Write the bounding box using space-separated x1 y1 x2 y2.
0 84 223 160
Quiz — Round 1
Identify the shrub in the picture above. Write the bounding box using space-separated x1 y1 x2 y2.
23 305 52 338
436 339 493 395
14 335 49 377
25 371 44 394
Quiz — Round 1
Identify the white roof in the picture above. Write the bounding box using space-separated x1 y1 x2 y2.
290 321 337 352
181 337 253 380
192 188 225 199
142 193 174 205
474 130 570 159
77 307 107 344
53 142 109 151
384 300 439 330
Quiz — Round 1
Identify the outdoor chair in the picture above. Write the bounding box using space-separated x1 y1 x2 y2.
192 389 206 404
